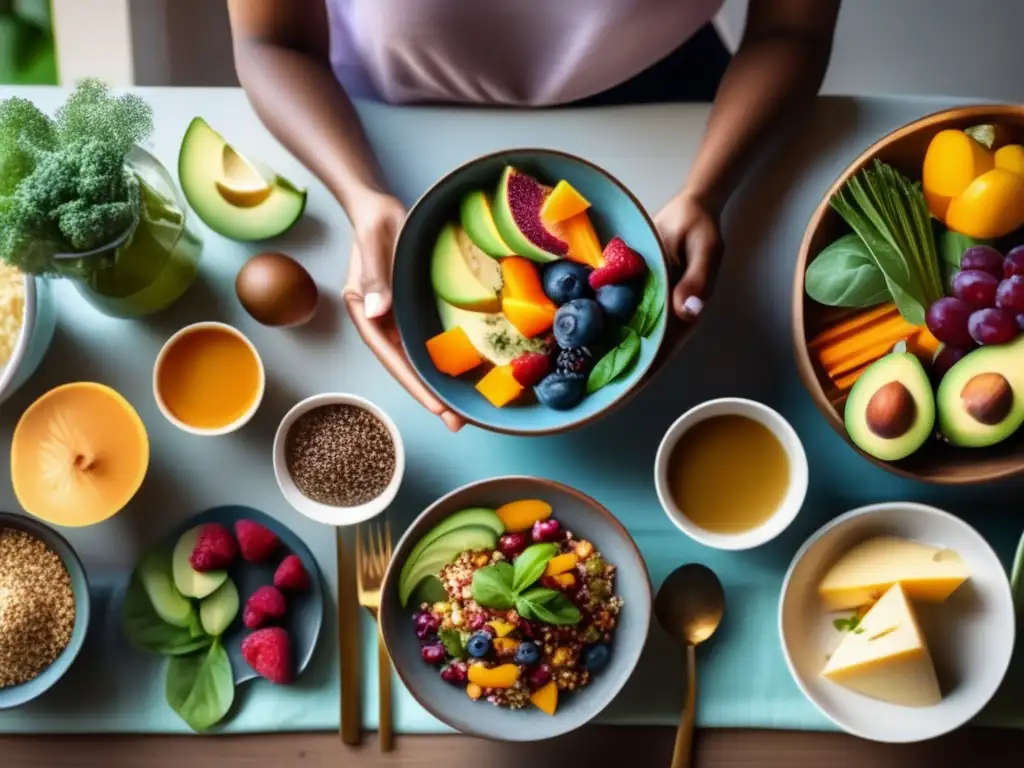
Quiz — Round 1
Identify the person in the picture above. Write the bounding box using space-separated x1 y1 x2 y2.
227 0 841 432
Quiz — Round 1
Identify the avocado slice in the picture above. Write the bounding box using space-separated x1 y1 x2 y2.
402 507 502 578
937 336 1024 447
492 166 567 263
200 578 240 637
460 191 515 258
178 117 306 241
436 299 546 366
399 525 499 607
137 550 194 628
430 223 503 312
172 527 229 599
845 352 936 461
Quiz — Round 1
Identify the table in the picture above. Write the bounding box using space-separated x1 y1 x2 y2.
1 87 1023 762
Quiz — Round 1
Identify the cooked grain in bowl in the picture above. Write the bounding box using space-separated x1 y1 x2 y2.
0 263 25 369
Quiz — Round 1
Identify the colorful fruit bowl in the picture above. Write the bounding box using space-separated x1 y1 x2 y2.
380 476 651 742
794 105 1024 484
392 149 669 435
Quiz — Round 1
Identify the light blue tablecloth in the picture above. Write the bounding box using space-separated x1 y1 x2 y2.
0 88 1022 735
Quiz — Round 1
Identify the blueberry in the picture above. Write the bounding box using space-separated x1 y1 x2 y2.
543 262 593 305
583 644 610 673
534 371 586 410
514 641 541 666
466 631 492 658
553 298 604 349
596 283 641 325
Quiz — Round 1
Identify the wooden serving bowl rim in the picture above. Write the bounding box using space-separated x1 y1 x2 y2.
792 104 1024 486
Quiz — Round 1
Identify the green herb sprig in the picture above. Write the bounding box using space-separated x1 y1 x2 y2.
471 544 582 626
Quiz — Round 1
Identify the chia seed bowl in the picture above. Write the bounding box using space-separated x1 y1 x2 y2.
272 393 405 526
380 476 650 742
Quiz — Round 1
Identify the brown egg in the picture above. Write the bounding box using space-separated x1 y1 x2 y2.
235 252 318 327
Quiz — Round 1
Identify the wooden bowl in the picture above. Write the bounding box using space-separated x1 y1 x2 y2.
793 105 1024 485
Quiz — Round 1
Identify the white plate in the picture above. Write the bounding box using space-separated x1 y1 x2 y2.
779 502 1015 743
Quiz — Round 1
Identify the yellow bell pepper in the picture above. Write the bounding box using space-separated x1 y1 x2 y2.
922 129 1024 239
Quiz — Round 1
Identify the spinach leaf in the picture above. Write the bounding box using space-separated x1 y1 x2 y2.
438 628 468 660
515 587 582 626
122 572 211 657
586 328 641 394
804 233 890 308
165 640 234 732
471 562 515 610
627 270 664 338
511 543 557 593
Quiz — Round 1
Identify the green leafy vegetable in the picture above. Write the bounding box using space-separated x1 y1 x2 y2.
511 543 557 593
627 270 665 338
165 640 234 732
587 328 641 394
515 587 582 626
471 561 515 610
122 572 212 656
832 614 861 633
805 233 890 308
0 78 154 276
438 628 468 660
938 228 990 294
830 159 944 326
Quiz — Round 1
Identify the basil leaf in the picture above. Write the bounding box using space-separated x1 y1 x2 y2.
804 233 889 308
471 562 515 610
165 640 234 732
511 543 557 593
627 270 663 338
516 588 582 626
438 628 468 659
586 328 641 394
122 571 211 657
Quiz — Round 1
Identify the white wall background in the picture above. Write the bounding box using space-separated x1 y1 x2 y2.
51 0 1024 102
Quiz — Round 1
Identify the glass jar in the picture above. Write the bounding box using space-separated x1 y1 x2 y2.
57 146 203 318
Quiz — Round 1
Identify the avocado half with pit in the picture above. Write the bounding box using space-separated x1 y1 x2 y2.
845 352 936 462
937 336 1024 447
178 117 306 241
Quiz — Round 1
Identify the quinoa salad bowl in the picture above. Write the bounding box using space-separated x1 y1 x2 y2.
380 476 650 742
0 266 57 405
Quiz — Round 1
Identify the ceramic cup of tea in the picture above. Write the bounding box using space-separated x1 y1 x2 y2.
654 397 808 550
153 321 266 436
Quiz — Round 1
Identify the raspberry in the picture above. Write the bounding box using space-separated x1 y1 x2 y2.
555 347 592 376
244 585 287 629
242 605 264 630
273 554 310 591
509 351 550 387
242 627 293 684
589 237 646 289
235 520 279 562
189 523 237 571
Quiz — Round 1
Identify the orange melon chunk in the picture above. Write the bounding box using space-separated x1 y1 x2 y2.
496 499 552 533
475 365 524 408
541 180 591 224
500 257 556 337
555 211 604 269
468 663 519 689
502 297 555 338
544 552 578 576
487 620 515 637
530 681 559 715
492 637 520 655
425 327 484 376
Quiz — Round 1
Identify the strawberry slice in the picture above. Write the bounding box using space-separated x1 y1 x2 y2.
509 351 550 387
588 238 647 289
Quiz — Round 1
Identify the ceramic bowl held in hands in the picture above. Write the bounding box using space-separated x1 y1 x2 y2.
379 476 651 742
392 149 670 436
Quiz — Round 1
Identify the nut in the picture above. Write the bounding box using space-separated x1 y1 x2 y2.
961 372 1013 425
865 381 916 439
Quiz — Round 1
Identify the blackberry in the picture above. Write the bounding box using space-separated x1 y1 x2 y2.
556 347 592 376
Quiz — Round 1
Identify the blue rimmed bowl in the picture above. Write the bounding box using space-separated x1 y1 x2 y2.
0 512 90 709
0 274 57 405
392 149 669 436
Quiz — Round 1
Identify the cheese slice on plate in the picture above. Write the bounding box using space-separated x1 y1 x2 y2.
818 536 969 611
822 583 941 707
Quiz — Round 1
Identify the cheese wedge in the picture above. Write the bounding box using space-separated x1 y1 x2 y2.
818 536 969 611
822 584 941 707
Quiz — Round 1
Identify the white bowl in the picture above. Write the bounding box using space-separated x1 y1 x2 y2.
654 397 808 550
152 321 266 436
779 502 1015 744
0 274 57 404
273 393 405 526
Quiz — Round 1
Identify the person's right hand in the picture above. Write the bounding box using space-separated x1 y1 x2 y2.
342 192 465 432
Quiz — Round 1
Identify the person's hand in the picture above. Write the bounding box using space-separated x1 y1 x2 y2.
342 192 465 432
654 191 724 327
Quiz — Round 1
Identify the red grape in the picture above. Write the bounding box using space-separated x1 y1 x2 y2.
932 345 972 381
968 308 1020 346
996 275 1024 313
961 245 1005 277
926 297 974 348
1005 246 1024 278
952 269 999 308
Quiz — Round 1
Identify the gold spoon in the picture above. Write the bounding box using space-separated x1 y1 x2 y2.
654 564 726 768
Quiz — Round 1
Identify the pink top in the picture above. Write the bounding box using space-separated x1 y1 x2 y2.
325 0 724 106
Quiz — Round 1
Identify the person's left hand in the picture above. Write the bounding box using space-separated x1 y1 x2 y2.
653 191 724 328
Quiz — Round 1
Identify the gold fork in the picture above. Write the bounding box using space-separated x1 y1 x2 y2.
356 518 394 752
